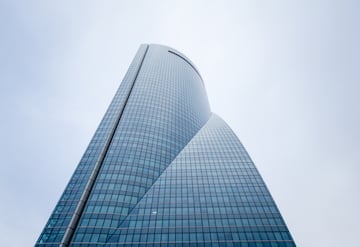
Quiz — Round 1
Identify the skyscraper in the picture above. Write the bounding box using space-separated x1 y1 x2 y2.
36 44 296 247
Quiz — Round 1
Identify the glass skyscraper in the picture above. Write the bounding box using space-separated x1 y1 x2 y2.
36 44 296 247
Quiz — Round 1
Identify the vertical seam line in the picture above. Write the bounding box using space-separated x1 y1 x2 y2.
59 44 149 247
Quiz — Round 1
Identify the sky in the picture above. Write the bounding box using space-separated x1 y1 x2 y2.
0 1 359 246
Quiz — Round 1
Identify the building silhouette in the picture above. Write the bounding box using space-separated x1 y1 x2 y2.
36 44 296 246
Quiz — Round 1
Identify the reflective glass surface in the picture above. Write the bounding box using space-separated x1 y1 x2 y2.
36 44 295 247
102 114 295 246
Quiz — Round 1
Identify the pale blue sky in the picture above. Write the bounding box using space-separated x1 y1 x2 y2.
0 1 359 246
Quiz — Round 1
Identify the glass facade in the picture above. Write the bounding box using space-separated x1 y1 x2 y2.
36 44 295 246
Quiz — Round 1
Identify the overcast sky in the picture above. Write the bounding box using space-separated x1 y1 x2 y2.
0 1 359 246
